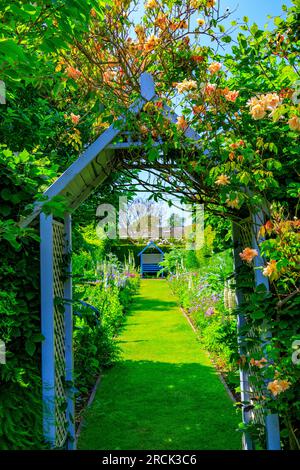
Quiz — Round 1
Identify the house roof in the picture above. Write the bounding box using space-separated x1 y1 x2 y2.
138 241 164 256
21 73 202 227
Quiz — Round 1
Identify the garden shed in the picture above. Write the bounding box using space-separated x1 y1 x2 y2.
138 241 164 277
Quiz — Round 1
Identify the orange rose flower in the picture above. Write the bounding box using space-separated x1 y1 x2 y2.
239 247 258 263
176 116 188 131
215 174 230 186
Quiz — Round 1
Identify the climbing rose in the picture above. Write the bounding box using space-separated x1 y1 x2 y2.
224 90 239 102
208 62 222 74
239 247 258 263
241 247 258 261
190 0 201 8
176 79 197 93
250 358 268 369
191 55 204 62
70 113 80 125
204 83 216 95
145 0 158 9
264 93 281 109
288 116 300 131
144 35 159 52
193 105 205 114
215 174 230 186
263 260 278 278
176 116 188 131
250 103 266 120
267 379 291 397
230 140 245 149
66 66 82 80
155 14 168 29
197 18 205 27
247 93 281 120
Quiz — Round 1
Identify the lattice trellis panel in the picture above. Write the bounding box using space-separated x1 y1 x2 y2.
52 220 67 448
238 218 266 440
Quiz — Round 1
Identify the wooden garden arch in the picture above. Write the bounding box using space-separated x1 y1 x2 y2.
22 73 281 450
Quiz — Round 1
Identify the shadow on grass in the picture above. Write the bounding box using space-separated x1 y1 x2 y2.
78 359 241 450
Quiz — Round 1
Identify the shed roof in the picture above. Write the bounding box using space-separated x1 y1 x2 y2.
21 73 202 227
138 241 164 256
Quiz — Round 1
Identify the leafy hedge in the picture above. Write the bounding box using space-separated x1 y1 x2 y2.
73 276 140 411
0 148 49 449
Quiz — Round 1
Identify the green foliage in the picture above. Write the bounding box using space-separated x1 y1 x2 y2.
73 275 140 407
167 245 239 391
0 144 59 449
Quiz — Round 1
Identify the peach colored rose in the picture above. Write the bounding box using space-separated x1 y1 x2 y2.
70 113 80 125
263 260 278 277
239 247 258 263
288 115 300 131
250 103 266 120
204 83 216 95
215 174 230 186
250 357 268 368
208 62 222 74
267 379 290 397
144 35 159 52
225 90 239 102
176 79 197 93
176 116 188 131
226 197 240 209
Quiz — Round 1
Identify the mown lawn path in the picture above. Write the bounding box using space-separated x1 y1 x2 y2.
78 279 241 450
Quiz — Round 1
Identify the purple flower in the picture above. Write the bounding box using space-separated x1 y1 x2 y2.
205 307 215 317
211 293 220 302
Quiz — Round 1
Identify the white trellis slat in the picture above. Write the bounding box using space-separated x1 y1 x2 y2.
64 213 75 449
251 211 281 450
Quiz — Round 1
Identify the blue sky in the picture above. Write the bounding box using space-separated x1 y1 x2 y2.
133 0 291 28
221 0 291 26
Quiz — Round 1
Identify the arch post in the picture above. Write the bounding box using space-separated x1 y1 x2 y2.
40 213 56 446
64 213 75 449
232 221 253 450
251 211 281 450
